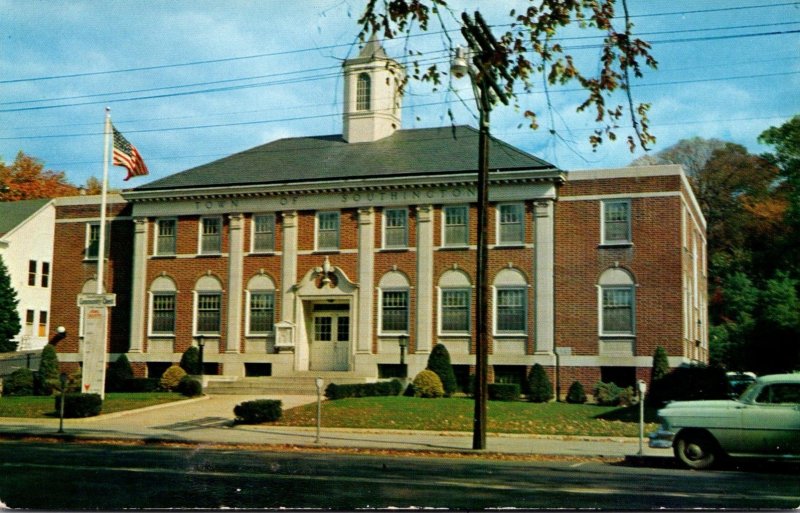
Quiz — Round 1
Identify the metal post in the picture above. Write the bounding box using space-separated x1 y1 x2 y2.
58 372 67 434
637 380 647 456
315 377 324 443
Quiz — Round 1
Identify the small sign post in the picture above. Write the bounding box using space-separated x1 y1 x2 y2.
78 294 116 399
315 377 324 444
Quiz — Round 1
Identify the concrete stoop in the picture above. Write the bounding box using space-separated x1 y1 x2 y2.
203 373 374 395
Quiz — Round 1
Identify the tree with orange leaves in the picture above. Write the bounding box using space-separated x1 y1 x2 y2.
0 151 80 201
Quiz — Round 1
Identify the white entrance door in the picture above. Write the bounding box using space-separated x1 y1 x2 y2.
310 304 350 371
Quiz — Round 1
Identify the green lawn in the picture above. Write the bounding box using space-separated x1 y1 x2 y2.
0 393 188 418
275 396 660 438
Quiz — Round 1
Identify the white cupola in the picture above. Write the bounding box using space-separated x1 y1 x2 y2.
342 34 404 143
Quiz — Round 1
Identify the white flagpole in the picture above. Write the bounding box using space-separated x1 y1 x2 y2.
98 107 111 294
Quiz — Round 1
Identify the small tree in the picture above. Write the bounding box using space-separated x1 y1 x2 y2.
527 364 553 403
566 381 587 404
179 346 201 375
36 344 60 395
426 343 457 396
651 346 670 383
412 369 445 398
0 256 20 353
106 353 134 392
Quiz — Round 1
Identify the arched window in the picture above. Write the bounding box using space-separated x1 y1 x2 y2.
598 268 636 335
356 72 371 111
149 276 177 336
493 268 528 335
246 274 276 335
194 275 223 335
438 269 472 335
379 271 410 334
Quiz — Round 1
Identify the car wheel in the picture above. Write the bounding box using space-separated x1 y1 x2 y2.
674 432 718 470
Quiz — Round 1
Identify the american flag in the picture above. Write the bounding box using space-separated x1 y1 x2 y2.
112 125 148 180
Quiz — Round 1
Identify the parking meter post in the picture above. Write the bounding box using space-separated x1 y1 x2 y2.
315 377 323 444
637 380 647 456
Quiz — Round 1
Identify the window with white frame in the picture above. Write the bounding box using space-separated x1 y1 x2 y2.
602 200 631 244
443 205 468 247
498 203 524 245
252 214 275 253
493 268 528 334
356 72 371 111
194 275 222 335
246 274 276 335
379 270 411 334
598 268 636 335
200 217 222 254
155 219 177 256
316 211 340 251
149 276 177 336
438 269 472 334
383 208 408 248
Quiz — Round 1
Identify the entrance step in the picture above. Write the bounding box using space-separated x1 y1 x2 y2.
203 374 374 395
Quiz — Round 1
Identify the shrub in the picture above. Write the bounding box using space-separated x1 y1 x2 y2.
178 376 203 397
647 365 729 407
488 383 519 401
234 399 282 424
160 365 187 391
324 380 402 400
2 368 35 396
412 369 444 398
179 346 201 375
36 344 60 395
55 393 103 418
651 346 670 383
122 377 160 392
106 354 134 392
427 344 457 396
593 381 635 406
566 381 587 404
527 364 553 403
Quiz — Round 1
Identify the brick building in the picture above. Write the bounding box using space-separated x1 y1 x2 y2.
49 39 707 395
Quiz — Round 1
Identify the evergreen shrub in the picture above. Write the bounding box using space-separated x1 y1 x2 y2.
412 369 444 398
179 346 201 375
527 364 553 403
160 365 187 391
426 344 457 396
593 381 635 406
2 368 35 396
178 376 203 397
651 346 670 383
55 393 103 418
488 383 519 401
36 344 60 395
0 256 21 353
106 354 134 392
647 365 729 407
122 378 160 392
234 399 282 424
566 380 587 404
324 380 402 400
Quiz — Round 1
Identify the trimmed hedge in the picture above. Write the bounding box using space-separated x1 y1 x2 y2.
234 399 282 424
488 383 520 401
121 378 160 392
427 344 457 397
55 393 103 418
3 368 35 396
178 376 203 397
412 370 444 398
324 380 403 400
160 365 187 391
566 381 587 404
106 354 134 392
593 381 634 406
528 364 553 403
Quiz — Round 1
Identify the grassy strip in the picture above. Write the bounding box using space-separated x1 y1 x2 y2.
277 396 660 438
0 393 187 418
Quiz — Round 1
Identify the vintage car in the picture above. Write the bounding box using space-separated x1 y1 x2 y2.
649 373 800 469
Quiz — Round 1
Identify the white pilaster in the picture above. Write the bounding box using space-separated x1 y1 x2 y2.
357 207 375 353
281 211 298 322
128 217 148 353
534 200 555 354
415 205 434 353
226 214 244 353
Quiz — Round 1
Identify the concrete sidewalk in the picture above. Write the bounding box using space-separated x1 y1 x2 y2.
0 394 667 459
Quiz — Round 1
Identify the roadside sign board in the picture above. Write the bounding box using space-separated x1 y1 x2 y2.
77 293 116 307
81 305 108 399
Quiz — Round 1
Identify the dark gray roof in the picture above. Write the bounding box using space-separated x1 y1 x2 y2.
136 125 556 191
0 198 50 236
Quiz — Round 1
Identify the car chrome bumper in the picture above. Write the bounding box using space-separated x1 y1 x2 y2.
648 428 675 449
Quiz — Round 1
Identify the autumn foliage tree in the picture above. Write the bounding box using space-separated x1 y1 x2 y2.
0 151 80 201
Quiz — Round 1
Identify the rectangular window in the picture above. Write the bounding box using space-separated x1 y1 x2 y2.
253 214 275 253
151 293 176 335
200 217 222 254
603 200 631 244
443 205 468 247
602 287 634 334
441 289 470 333
38 311 47 337
337 316 350 342
498 204 524 245
86 223 101 259
156 219 177 255
314 316 332 341
25 309 35 337
381 290 409 332
317 211 340 251
28 260 37 286
248 292 275 334
41 262 50 288
196 293 221 333
496 288 526 333
384 209 408 248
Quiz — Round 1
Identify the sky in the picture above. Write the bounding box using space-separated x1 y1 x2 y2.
1 1 798 190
